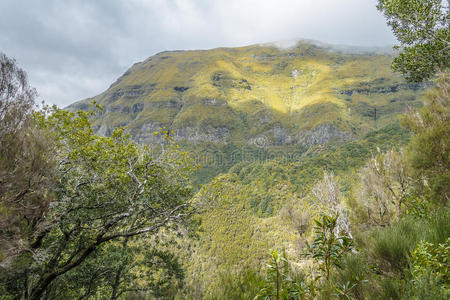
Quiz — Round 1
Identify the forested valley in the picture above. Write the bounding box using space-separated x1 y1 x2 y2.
0 1 448 299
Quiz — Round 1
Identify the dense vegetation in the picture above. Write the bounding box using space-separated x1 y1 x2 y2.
0 54 194 299
1 1 449 299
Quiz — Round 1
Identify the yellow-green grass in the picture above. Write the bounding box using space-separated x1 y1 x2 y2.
69 40 425 144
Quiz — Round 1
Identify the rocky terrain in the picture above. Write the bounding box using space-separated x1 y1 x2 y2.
69 40 426 152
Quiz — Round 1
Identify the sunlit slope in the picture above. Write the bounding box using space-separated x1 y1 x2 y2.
69 40 426 146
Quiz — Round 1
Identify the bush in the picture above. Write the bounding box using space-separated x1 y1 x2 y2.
404 271 448 300
410 238 449 296
332 253 368 300
427 209 450 245
342 212 450 299
370 217 426 273
203 269 262 300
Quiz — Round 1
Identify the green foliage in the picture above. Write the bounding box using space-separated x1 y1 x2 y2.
332 254 368 300
305 214 353 282
337 211 450 299
426 209 450 245
226 122 410 198
144 248 185 298
0 285 14 300
185 175 303 298
370 217 426 273
256 250 311 300
377 0 449 82
410 238 449 293
203 269 263 300
1 105 194 299
403 74 449 205
334 278 366 300
179 119 415 298
403 271 448 300
48 239 186 299
3 7 448 297
256 250 290 300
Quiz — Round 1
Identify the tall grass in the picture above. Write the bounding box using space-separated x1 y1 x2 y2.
331 210 449 299
370 217 426 273
203 269 262 300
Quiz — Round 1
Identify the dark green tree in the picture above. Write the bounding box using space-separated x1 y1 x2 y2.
377 0 449 82
1 106 194 299
43 240 185 299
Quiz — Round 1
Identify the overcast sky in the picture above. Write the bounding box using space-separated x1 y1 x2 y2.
0 0 396 107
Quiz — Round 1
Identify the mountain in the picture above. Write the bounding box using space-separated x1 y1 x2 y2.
66 40 435 296
69 40 426 149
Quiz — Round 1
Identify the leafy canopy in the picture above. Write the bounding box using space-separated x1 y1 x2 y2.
1 104 195 300
377 0 449 82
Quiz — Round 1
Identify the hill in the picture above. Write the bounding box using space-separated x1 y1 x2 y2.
67 41 435 297
69 40 426 148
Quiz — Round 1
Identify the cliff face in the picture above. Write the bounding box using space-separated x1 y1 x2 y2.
69 40 426 148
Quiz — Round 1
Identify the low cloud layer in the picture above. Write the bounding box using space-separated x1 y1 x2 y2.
0 0 396 107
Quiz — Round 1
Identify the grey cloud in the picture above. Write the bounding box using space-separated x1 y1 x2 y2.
0 0 396 107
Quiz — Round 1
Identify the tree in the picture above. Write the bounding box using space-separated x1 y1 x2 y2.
403 74 449 205
378 0 449 208
312 172 351 237
359 149 411 225
377 0 449 82
304 214 353 282
43 239 185 299
1 106 194 299
0 53 55 275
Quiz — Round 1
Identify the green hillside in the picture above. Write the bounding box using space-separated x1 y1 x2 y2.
69 40 426 148
65 40 445 299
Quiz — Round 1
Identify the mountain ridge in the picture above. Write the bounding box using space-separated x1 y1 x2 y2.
68 39 426 151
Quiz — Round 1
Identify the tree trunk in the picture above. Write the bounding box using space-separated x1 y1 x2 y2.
110 238 130 300
29 243 97 300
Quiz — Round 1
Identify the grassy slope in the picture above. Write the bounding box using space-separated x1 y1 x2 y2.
70 41 424 144
181 122 412 298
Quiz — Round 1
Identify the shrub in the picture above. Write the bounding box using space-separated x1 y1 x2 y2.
370 217 425 273
304 214 353 281
205 269 262 300
410 238 449 295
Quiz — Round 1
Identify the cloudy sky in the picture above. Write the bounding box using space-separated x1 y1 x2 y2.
0 0 396 107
